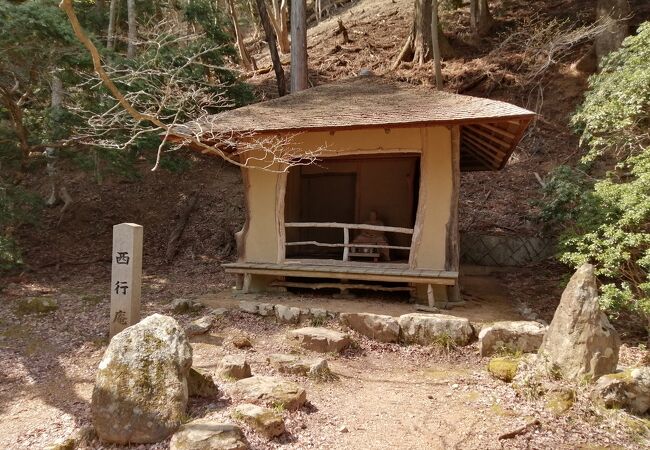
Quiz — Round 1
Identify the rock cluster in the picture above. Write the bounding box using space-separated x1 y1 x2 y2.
239 301 336 324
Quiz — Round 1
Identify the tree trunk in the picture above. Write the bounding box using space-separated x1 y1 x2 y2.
469 0 478 32
477 0 493 36
595 0 631 69
393 0 432 68
290 0 308 92
269 0 290 54
46 75 64 207
228 0 257 70
247 0 261 39
431 0 443 89
0 87 30 162
256 0 287 96
107 0 118 50
126 0 137 58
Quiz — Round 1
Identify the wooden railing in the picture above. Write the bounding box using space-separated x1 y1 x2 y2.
284 222 413 262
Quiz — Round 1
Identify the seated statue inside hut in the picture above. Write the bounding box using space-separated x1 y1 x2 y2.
350 211 391 261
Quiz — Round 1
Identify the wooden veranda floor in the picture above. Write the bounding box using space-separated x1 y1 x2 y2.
223 259 458 285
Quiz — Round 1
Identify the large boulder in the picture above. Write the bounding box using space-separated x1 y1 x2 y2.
287 327 351 353
538 264 620 381
398 313 474 346
91 314 192 444
170 420 247 450
232 403 285 438
478 321 547 356
230 376 307 410
593 367 650 415
340 312 400 343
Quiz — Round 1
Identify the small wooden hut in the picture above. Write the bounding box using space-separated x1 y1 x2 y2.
173 76 535 305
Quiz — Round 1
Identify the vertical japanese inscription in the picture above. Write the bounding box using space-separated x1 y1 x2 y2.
110 223 143 338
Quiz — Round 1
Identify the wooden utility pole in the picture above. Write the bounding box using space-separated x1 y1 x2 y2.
110 223 143 338
290 0 308 92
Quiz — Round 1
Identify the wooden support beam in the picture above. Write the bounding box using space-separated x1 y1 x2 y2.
461 142 500 169
446 126 461 304
466 124 513 148
463 129 509 155
342 227 350 262
270 280 415 293
474 122 517 139
285 241 411 250
285 222 414 234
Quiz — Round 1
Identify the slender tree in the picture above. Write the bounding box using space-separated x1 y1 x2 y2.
256 0 287 96
126 0 137 58
227 0 256 70
290 0 308 92
431 0 442 89
268 0 290 53
476 0 493 36
107 0 118 50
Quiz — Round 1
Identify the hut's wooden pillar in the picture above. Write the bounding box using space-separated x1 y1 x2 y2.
445 125 461 303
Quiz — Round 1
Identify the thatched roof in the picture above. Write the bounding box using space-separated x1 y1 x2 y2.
175 76 535 171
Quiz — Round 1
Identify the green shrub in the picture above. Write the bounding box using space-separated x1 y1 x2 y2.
540 23 650 330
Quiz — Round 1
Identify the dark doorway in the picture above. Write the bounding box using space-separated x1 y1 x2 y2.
299 173 356 256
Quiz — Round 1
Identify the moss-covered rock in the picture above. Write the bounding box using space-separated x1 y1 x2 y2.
545 388 575 415
487 356 520 382
91 314 192 444
17 297 58 315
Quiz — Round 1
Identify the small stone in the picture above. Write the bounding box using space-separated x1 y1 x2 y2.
288 327 351 353
17 297 58 315
239 301 259 314
185 315 213 336
309 308 328 320
338 425 349 433
172 298 203 314
169 420 247 450
258 303 275 316
267 354 329 377
340 312 400 343
43 438 75 450
232 334 253 349
487 356 520 383
451 384 459 389
427 394 434 399
210 308 229 317
230 376 307 410
187 368 219 398
218 355 252 380
275 305 302 324
232 403 285 438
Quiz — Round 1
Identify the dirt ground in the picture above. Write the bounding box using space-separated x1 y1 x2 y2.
1 268 649 450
